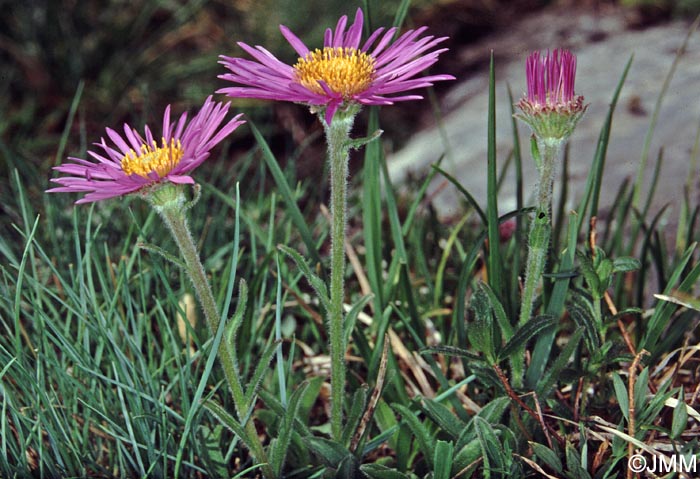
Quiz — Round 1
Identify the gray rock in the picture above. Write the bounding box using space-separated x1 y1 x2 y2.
388 8 700 226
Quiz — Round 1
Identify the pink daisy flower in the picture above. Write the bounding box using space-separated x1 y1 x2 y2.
217 8 454 124
48 97 244 204
522 49 582 112
516 49 586 141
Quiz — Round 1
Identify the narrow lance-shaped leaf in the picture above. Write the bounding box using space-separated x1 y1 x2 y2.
270 381 311 476
392 403 435 469
499 315 557 362
433 440 454 479
278 244 331 313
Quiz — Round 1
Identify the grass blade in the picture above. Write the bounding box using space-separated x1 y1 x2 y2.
363 108 385 310
249 121 321 266
577 56 633 233
633 17 700 208
641 242 699 351
486 51 504 300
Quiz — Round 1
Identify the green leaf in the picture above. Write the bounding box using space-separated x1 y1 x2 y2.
612 373 629 421
393 403 435 468
192 423 228 476
530 135 542 170
480 281 514 343
498 315 557 362
473 416 505 477
434 213 470 308
402 156 442 237
270 381 311 476
596 258 614 292
297 375 325 425
576 250 600 296
653 291 700 312
642 243 699 350
453 439 482 475
360 463 409 479
278 244 331 313
612 256 641 273
345 129 382 150
337 454 362 479
391 0 412 28
486 51 504 300
362 107 385 311
633 20 698 211
306 437 352 469
638 379 673 426
634 367 650 419
257 388 312 437
568 299 601 351
469 285 496 362
565 443 592 479
175 282 238 478
218 182 242 335
536 329 583 397
420 398 466 439
202 399 250 451
244 336 278 404
420 345 483 362
530 441 563 474
395 423 413 472
431 164 487 224
577 55 633 230
476 397 511 424
379 144 408 264
361 428 397 459
342 385 369 446
433 440 454 479
672 389 689 440
136 242 186 269
344 294 374 347
227 279 248 346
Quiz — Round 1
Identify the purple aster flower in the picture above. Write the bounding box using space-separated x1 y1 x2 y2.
217 8 455 124
48 97 244 204
516 49 587 141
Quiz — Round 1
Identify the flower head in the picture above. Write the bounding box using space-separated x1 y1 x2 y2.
48 97 244 204
217 8 454 124
516 49 586 142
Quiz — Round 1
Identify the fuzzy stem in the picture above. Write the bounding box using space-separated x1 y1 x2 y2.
156 200 273 478
323 113 355 440
518 139 561 327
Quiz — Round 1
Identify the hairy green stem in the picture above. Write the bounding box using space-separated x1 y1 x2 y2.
323 113 355 440
156 197 273 478
519 139 561 327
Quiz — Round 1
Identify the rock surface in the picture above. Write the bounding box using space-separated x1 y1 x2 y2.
389 7 700 225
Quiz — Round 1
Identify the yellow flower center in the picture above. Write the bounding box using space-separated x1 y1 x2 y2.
294 47 375 98
121 138 184 178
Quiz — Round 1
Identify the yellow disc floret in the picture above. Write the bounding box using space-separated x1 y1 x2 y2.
121 138 184 179
294 47 375 98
